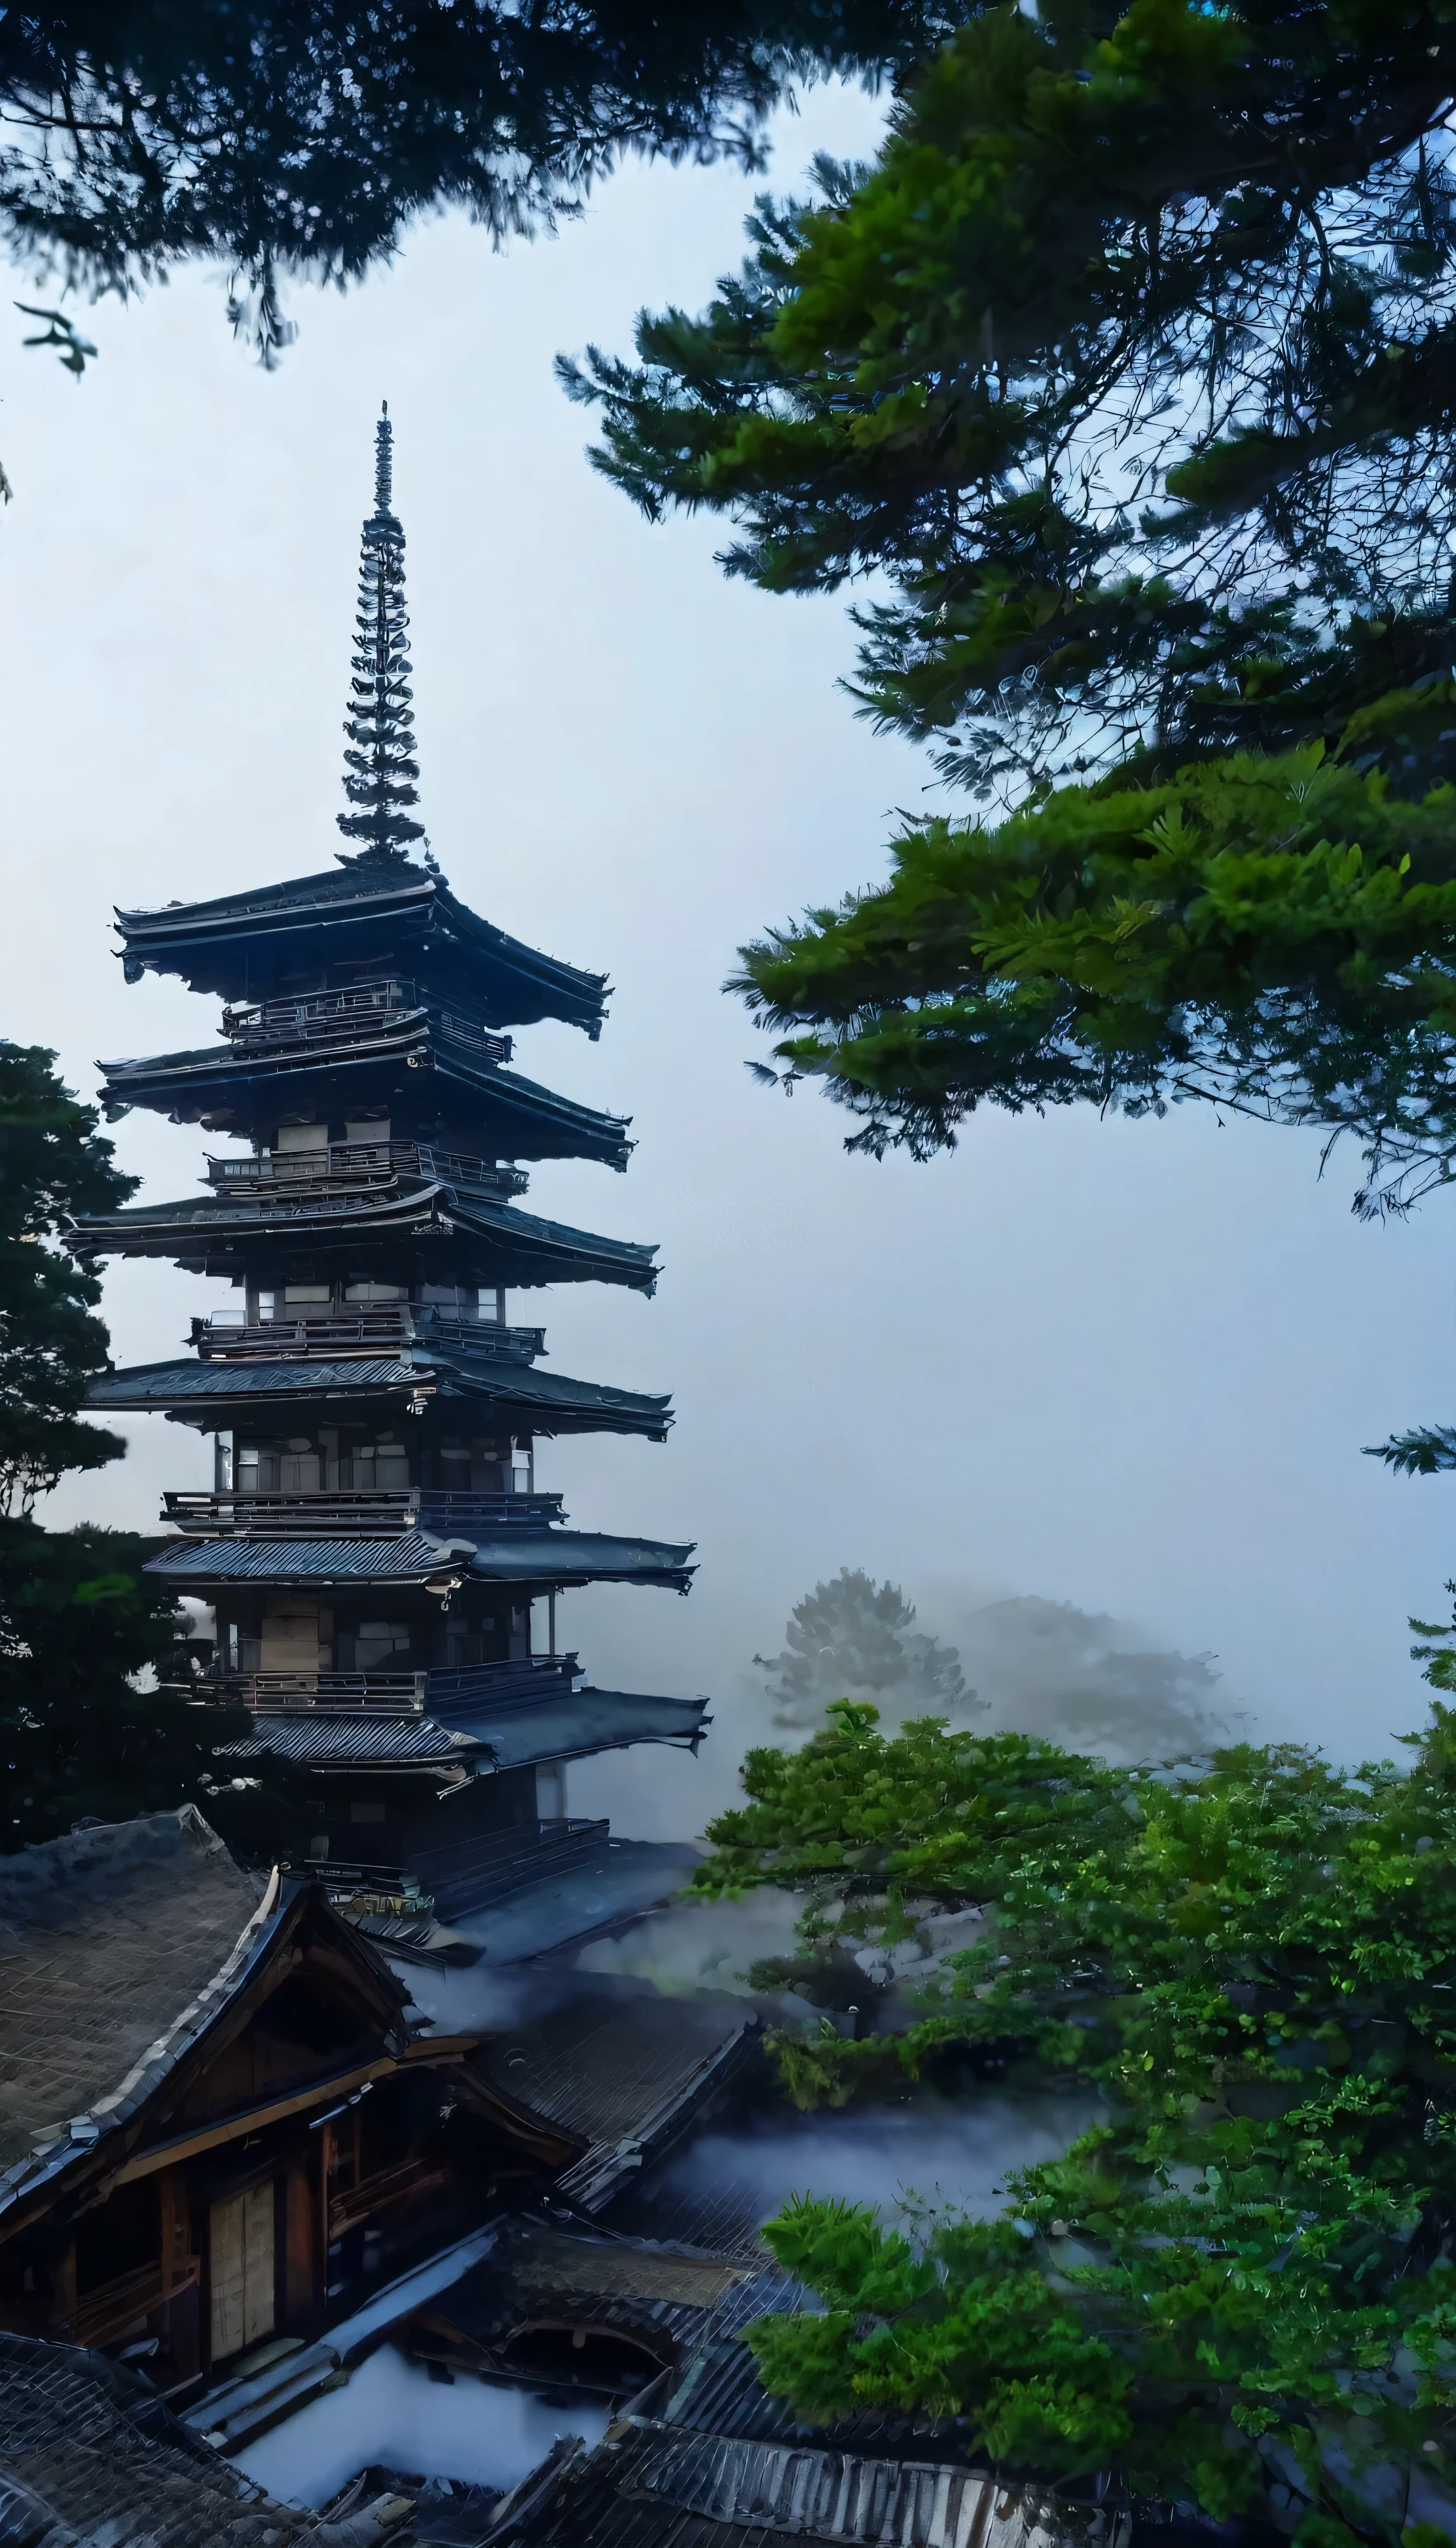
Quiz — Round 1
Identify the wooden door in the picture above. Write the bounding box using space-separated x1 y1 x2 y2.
209 2182 275 2362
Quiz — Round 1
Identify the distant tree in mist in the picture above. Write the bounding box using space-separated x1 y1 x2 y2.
957 1594 1232 1762
755 1567 980 1730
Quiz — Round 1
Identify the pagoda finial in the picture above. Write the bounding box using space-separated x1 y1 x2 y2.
336 401 425 865
374 399 392 513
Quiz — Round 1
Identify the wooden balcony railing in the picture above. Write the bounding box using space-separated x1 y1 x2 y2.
222 979 418 1038
203 1141 528 1199
162 1487 564 1534
183 1653 583 1716
219 979 511 1065
191 1307 545 1361
192 1669 429 1713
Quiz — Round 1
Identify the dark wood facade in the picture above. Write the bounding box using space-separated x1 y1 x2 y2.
0 1874 576 2398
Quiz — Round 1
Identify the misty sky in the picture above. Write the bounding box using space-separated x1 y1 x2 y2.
3 76 1454 1838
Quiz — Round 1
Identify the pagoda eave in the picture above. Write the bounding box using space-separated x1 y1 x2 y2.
71 1189 660 1292
112 865 609 1035
96 1029 632 1168
88 1352 674 1440
215 1687 710 1774
143 1529 697 1593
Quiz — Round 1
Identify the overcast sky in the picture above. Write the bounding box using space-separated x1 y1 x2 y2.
4 78 1454 1837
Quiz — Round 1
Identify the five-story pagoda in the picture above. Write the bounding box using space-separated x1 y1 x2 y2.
77 409 707 1929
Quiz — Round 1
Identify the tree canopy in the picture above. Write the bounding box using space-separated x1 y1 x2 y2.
732 739 1456 1215
0 1517 312 1857
0 1042 133 1513
563 0 1456 1203
691 1697 1456 2541
0 1041 314 1856
0 0 960 365
566 0 1456 801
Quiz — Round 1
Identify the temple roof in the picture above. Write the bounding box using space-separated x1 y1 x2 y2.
71 1181 659 1291
0 2329 317 2547
0 1809 260 2177
216 1685 709 1773
88 1345 672 1438
114 862 609 1033
97 1005 632 1167
145 1526 696 1592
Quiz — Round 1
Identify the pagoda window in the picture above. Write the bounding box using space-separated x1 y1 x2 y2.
417 1283 482 1321
238 1440 321 1493
284 1285 332 1315
332 1436 410 1491
276 1122 328 1153
344 1117 390 1146
442 1627 488 1668
344 1280 406 1303
439 1434 511 1492
223 1610 262 1671
339 1621 413 1671
259 1602 330 1673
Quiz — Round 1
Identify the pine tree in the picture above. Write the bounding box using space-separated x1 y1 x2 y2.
561 3 1456 1208
0 1043 132 1514
336 406 425 863
0 1044 313 1853
730 747 1456 1216
755 1565 976 1728
0 1518 312 1857
0 3 961 361
564 4 1456 804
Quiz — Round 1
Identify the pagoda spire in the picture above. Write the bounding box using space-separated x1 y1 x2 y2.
337 401 426 863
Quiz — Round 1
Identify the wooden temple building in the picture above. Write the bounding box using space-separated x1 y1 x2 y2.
0 1809 576 2398
76 407 707 1926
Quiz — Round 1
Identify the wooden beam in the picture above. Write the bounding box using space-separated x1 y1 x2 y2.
109 2051 468 2186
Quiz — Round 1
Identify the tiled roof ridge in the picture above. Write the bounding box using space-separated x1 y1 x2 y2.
0 1800 232 1917
0 1848 286 2222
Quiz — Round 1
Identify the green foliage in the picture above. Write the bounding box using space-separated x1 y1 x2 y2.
0 1517 312 1859
730 741 1456 1213
0 2 962 361
564 0 1456 1208
564 0 1456 802
0 1042 134 1512
755 1565 976 1730
695 1701 1456 2533
1364 1428 1456 1479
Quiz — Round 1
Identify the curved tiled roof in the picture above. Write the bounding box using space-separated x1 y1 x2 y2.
0 1811 263 2186
217 1687 710 1771
97 1019 633 1170
144 1529 696 1592
0 2332 314 2545
73 1186 659 1292
88 1348 672 1436
114 860 609 1035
